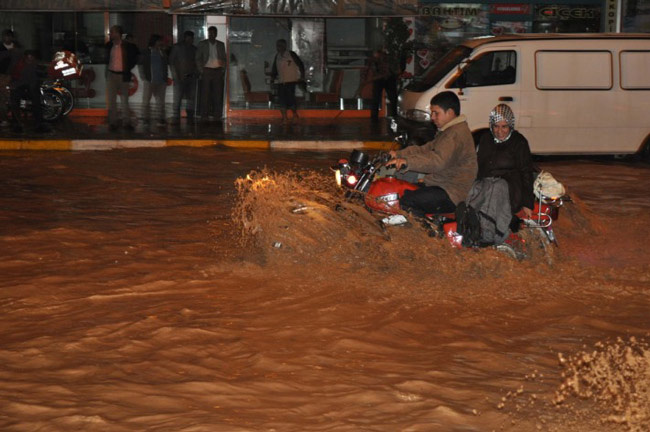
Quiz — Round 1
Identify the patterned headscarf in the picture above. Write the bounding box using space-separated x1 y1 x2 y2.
489 104 515 143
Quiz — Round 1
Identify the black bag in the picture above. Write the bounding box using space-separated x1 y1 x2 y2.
455 201 482 247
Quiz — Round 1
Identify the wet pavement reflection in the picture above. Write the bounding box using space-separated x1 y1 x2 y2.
0 116 394 141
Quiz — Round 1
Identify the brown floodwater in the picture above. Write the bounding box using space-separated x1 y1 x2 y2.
0 147 648 432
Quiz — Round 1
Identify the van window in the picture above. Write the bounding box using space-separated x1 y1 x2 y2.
536 51 612 90
620 51 650 90
406 45 472 92
448 50 517 88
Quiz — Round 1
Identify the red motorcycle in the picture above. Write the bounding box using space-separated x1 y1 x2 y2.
333 149 566 259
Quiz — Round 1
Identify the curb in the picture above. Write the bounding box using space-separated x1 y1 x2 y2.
0 139 396 151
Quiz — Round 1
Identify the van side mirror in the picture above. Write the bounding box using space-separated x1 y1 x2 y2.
455 59 471 95
456 72 467 91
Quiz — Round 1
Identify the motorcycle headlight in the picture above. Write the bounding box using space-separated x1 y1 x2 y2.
406 109 431 123
346 174 358 186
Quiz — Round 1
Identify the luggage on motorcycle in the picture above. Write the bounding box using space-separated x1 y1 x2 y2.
534 170 565 199
458 177 512 246
455 202 482 247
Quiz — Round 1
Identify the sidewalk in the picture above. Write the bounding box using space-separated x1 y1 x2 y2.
0 115 396 151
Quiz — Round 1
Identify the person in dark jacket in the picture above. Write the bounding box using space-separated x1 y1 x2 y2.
0 29 22 127
270 39 304 124
169 30 198 124
105 25 140 131
195 26 226 123
9 50 49 133
364 49 398 122
139 34 169 126
476 104 535 219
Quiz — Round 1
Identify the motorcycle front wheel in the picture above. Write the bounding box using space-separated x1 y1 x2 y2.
41 90 64 122
58 87 74 116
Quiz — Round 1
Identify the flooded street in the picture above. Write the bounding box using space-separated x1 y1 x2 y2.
0 147 648 432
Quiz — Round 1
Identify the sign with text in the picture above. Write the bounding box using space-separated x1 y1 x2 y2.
490 4 531 15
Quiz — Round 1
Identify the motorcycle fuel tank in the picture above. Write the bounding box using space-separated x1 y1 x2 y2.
365 177 418 214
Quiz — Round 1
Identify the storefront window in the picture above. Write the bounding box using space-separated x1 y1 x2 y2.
228 16 380 111
177 15 206 43
622 0 650 32
229 17 330 110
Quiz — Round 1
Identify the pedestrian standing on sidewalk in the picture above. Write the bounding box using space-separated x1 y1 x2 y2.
169 30 197 125
195 26 226 124
105 25 140 131
0 29 22 128
364 49 398 123
270 39 304 124
139 34 169 127
10 50 49 133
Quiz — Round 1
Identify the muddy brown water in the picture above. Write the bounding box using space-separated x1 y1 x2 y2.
0 147 648 432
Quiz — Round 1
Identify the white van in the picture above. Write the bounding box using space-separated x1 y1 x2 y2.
397 33 650 158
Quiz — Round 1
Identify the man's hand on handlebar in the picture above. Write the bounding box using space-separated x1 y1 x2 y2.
386 157 408 171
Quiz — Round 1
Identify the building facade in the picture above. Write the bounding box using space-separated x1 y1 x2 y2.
0 0 645 116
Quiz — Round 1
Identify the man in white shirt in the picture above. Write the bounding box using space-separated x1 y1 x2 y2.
270 39 304 124
195 26 226 123
105 25 139 131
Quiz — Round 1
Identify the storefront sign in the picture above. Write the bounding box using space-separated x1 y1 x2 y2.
490 4 530 15
605 0 618 32
420 5 481 17
537 6 599 20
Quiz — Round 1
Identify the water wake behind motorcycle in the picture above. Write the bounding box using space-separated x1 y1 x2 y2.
230 167 565 296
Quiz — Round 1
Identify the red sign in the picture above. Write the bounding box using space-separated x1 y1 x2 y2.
490 4 530 15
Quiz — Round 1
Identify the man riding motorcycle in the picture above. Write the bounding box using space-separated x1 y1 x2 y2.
385 91 477 221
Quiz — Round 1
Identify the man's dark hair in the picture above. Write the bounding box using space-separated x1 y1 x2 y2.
183 30 194 39
112 25 124 36
208 26 217 32
430 91 460 116
2 29 14 38
148 34 162 48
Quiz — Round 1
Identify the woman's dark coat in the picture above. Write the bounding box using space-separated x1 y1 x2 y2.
476 130 535 213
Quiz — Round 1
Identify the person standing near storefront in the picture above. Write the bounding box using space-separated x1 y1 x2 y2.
139 34 169 127
169 30 198 125
364 49 398 122
10 50 49 133
270 39 304 124
196 26 226 124
0 29 21 128
105 25 140 132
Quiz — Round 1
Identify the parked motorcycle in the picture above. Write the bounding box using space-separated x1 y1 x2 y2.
10 80 68 122
333 148 567 260
7 55 76 123
46 78 74 117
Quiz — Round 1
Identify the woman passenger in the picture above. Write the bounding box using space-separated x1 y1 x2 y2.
476 104 536 220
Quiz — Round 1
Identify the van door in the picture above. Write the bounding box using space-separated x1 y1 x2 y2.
524 49 619 154
446 49 520 138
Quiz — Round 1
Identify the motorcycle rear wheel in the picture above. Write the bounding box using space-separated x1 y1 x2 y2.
41 91 64 122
